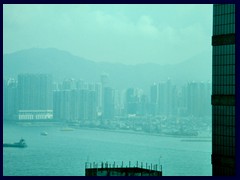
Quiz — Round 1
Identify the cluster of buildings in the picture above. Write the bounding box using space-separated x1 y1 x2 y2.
3 73 211 124
4 74 53 120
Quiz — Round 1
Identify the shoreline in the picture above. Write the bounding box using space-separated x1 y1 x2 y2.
4 121 212 140
77 126 212 139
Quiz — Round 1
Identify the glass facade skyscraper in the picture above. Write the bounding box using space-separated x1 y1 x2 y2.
211 4 235 175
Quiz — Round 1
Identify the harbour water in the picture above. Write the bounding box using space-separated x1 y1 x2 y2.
3 122 212 176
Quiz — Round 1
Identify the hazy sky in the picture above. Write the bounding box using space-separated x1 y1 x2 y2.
3 4 213 65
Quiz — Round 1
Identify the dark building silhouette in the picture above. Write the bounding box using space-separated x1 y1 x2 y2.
211 4 235 175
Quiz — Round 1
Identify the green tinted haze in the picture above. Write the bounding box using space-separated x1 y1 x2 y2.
3 4 212 65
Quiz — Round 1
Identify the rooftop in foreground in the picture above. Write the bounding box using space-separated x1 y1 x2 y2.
85 161 162 176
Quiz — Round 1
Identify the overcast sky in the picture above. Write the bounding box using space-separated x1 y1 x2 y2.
3 4 213 65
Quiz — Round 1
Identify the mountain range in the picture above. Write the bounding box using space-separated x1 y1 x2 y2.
3 48 212 91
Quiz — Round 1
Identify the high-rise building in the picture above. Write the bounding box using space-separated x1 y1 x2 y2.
200 82 212 117
138 94 148 116
211 4 235 175
113 89 122 117
150 83 158 115
187 81 206 117
18 74 53 120
178 84 188 116
182 81 212 118
100 73 110 114
53 89 97 122
103 87 114 120
93 83 102 113
87 90 97 121
158 79 173 116
125 88 138 115
3 78 18 120
186 81 198 116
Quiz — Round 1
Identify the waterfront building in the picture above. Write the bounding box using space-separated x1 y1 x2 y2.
17 74 53 120
3 78 18 120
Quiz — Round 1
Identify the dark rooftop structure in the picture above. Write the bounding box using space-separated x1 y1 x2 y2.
85 161 162 176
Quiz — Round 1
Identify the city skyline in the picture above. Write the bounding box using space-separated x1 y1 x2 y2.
4 73 211 121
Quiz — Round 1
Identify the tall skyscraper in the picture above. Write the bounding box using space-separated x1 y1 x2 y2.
211 4 235 175
158 79 173 116
18 74 53 120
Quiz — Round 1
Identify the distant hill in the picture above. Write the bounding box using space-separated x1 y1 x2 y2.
3 48 212 91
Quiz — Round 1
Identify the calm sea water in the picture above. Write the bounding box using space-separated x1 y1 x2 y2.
3 123 212 176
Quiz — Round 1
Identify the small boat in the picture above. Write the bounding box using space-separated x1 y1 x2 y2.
41 132 48 136
3 139 27 148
